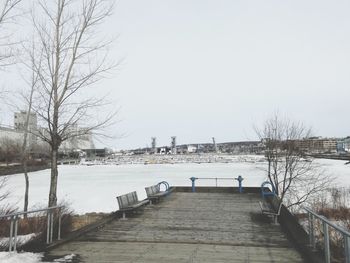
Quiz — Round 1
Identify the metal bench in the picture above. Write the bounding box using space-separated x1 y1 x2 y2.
259 198 283 224
116 191 149 219
145 181 173 204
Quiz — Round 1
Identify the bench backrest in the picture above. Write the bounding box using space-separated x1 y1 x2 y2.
117 191 139 209
145 185 160 197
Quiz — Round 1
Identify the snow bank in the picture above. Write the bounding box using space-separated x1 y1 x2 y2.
0 252 76 263
0 233 37 248
0 252 44 263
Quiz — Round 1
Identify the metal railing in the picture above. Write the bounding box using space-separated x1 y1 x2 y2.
189 176 244 192
0 206 63 251
304 207 350 263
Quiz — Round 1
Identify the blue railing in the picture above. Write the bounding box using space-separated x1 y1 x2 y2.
189 176 244 193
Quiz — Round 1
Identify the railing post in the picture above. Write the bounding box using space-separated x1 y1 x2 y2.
308 212 315 249
345 234 350 263
323 221 330 263
46 211 51 244
58 208 62 241
190 177 197 192
215 178 217 187
9 216 14 252
13 216 18 251
50 211 54 243
236 175 244 193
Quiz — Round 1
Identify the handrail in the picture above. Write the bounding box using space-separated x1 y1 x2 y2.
189 176 244 192
304 207 350 237
157 181 170 191
0 206 63 252
304 207 350 263
194 177 236 180
0 206 62 219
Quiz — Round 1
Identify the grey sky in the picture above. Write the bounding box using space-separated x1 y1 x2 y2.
2 0 350 149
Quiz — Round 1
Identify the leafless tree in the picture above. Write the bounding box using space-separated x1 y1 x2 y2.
0 137 21 165
30 0 117 207
20 45 40 215
0 0 22 67
255 113 333 208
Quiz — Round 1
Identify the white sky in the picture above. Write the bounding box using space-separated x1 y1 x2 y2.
1 0 350 149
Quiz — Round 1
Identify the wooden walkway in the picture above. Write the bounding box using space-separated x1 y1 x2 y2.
47 192 305 262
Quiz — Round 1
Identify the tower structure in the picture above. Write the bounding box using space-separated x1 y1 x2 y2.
151 137 157 154
212 137 218 153
171 136 177 154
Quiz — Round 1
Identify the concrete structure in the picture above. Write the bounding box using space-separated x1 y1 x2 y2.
212 137 218 153
0 126 23 142
60 124 94 152
171 136 177 154
0 111 95 153
151 137 156 154
47 189 306 262
14 111 37 131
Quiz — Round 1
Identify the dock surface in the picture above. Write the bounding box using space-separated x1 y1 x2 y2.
47 191 305 262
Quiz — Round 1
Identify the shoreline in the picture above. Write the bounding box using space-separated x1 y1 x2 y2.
0 164 50 177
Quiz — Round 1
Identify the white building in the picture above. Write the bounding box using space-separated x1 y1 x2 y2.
0 111 95 152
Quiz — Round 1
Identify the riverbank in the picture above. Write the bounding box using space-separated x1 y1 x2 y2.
0 164 50 176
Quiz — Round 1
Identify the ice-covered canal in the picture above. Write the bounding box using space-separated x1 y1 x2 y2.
3 156 350 214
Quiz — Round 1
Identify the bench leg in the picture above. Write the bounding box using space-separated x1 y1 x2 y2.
120 212 127 220
149 200 152 205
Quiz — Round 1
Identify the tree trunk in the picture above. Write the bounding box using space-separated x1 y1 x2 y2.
23 158 29 218
48 148 58 207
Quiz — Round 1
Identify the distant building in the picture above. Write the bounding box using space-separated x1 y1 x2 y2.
0 125 23 143
337 137 350 153
187 145 197 153
59 124 95 152
0 111 95 154
14 111 37 131
294 137 337 153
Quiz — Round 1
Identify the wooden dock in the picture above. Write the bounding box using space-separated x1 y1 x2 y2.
46 190 305 262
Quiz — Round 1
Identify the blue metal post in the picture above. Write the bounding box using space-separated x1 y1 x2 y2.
236 175 244 193
190 177 197 192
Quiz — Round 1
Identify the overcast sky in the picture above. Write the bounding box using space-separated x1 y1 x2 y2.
2 0 350 150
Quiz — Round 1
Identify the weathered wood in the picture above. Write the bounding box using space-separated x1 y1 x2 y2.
47 192 305 262
259 199 283 224
145 184 173 204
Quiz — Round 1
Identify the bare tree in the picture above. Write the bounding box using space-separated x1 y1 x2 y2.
30 0 117 207
255 113 332 208
0 137 20 165
20 48 39 214
0 0 22 67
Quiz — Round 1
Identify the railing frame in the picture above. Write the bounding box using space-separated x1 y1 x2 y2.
0 206 63 252
189 176 244 192
304 207 350 263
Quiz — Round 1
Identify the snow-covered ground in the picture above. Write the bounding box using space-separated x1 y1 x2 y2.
0 252 75 263
0 234 37 248
2 155 349 214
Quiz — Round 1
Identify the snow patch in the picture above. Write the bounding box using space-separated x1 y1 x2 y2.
0 233 38 248
53 254 76 262
0 252 44 263
0 252 76 263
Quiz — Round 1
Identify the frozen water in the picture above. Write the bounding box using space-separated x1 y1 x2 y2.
2 156 349 214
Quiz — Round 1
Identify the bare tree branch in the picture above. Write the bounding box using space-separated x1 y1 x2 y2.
29 0 117 207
